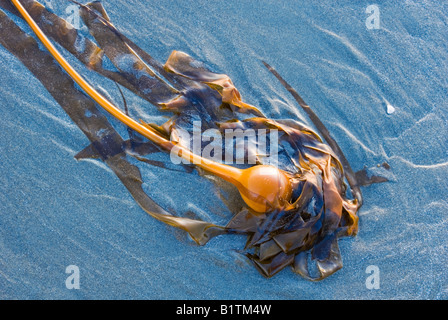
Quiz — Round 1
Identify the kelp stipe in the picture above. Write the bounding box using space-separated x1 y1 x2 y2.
5 0 389 280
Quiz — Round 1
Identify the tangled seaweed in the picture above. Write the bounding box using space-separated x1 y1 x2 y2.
1 0 388 280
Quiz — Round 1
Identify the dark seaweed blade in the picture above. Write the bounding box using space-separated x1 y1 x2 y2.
0 0 184 162
164 50 265 117
249 251 295 278
72 0 191 90
78 3 180 106
0 0 157 104
5 0 375 282
0 8 226 246
293 232 343 281
262 61 363 206
75 1 263 132
247 182 314 247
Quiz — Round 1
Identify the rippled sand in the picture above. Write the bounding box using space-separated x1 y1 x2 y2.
0 0 447 299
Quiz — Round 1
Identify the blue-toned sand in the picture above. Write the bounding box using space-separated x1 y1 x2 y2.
0 0 447 299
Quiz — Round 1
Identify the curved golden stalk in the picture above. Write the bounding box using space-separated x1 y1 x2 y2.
11 0 292 213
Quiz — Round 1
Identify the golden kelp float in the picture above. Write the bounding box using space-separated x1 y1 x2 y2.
3 0 388 280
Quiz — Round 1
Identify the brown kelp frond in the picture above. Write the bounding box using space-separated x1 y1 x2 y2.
262 61 365 206
4 0 386 281
78 3 180 105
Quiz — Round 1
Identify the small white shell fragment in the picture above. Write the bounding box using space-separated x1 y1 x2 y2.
386 104 396 114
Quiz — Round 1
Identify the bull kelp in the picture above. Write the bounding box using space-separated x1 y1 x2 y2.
1 0 387 280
